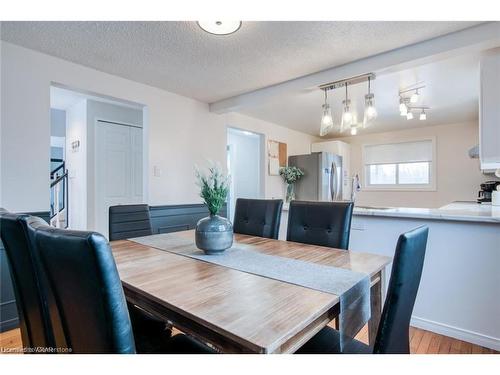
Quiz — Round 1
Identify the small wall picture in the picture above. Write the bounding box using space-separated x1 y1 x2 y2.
268 140 287 175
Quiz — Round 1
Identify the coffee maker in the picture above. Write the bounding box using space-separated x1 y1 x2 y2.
477 181 500 203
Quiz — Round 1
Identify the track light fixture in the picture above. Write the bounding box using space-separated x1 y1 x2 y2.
405 106 430 121
399 84 430 121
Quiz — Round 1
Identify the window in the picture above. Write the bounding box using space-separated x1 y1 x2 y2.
363 139 435 190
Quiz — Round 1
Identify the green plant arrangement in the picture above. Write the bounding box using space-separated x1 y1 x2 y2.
194 163 233 254
279 166 304 202
195 163 230 216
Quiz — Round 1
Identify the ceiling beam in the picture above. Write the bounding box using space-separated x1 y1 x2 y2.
210 22 500 114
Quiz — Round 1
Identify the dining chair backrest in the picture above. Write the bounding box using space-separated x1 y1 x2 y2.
233 198 283 239
109 204 153 241
0 212 55 350
32 224 136 353
373 226 429 354
286 201 354 250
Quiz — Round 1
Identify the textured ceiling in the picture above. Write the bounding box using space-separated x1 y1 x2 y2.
0 21 481 103
241 54 480 137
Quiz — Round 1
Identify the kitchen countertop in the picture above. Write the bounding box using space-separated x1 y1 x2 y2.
282 201 500 224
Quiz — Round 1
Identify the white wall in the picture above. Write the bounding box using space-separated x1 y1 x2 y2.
332 122 499 208
0 42 318 214
65 99 87 229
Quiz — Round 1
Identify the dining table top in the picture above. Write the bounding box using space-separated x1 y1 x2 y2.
111 230 391 353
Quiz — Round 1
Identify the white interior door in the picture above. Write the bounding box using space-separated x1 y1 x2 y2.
95 121 143 238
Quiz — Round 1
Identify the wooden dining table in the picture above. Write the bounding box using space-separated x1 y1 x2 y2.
111 230 391 354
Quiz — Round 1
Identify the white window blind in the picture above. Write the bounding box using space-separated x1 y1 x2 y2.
364 140 433 165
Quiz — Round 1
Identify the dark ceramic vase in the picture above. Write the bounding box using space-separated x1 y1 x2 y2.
195 215 233 255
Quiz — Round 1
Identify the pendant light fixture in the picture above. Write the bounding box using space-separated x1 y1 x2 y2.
341 83 353 132
363 76 377 127
318 73 375 136
406 111 414 120
319 89 334 136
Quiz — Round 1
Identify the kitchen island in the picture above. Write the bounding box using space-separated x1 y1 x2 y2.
279 201 500 351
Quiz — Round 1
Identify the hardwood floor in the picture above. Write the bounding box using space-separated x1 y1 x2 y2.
1 325 497 354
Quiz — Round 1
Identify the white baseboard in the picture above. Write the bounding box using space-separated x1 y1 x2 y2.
411 316 500 352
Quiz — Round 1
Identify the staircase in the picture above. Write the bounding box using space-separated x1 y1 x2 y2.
50 158 68 228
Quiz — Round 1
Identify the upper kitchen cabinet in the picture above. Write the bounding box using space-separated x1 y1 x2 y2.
311 140 351 200
479 49 500 170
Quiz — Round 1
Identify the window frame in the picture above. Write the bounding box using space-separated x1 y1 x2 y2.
362 137 437 192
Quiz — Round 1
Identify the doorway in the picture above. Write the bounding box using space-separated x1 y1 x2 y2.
227 128 265 221
50 85 146 237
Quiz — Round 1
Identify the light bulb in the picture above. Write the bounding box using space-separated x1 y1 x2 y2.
400 106 408 116
343 111 353 124
410 91 419 103
420 110 427 121
342 99 353 128
350 126 357 135
365 105 377 119
406 111 414 120
364 93 377 122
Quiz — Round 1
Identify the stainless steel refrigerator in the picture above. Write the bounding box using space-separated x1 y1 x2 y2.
288 152 343 201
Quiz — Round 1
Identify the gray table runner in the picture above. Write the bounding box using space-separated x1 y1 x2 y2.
129 233 371 349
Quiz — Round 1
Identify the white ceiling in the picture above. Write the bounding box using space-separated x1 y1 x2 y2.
240 54 480 137
1 21 481 103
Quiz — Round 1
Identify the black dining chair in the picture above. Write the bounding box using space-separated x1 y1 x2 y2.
29 220 214 354
108 204 172 344
108 204 153 241
296 225 429 354
0 212 56 351
233 198 283 239
287 201 354 250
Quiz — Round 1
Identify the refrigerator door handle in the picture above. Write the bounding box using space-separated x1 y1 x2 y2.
330 162 336 201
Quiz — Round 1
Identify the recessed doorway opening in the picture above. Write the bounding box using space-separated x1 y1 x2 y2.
226 127 265 221
49 84 147 238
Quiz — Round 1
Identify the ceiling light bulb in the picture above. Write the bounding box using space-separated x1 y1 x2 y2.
410 90 419 103
343 111 352 124
320 103 334 136
197 21 242 35
342 99 353 127
364 94 377 124
420 110 427 121
350 126 358 135
406 111 414 120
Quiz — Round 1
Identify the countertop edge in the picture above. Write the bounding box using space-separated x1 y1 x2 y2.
351 209 500 224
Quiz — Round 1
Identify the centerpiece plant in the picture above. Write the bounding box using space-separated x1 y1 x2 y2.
279 166 305 202
195 163 230 216
194 162 233 254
